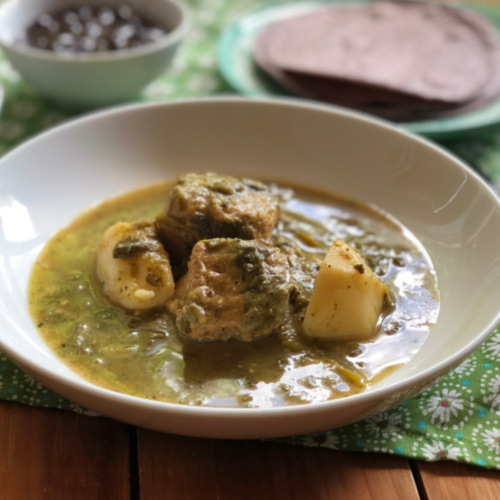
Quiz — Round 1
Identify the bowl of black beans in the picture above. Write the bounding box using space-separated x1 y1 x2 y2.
0 0 187 109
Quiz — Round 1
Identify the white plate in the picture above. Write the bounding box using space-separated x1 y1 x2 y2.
1 98 500 438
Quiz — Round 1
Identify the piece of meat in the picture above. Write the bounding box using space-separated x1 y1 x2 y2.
168 238 291 341
157 173 280 267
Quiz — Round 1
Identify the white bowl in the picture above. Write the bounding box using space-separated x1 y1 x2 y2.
1 98 500 439
0 0 187 109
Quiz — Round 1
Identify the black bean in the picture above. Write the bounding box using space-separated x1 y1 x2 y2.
26 5 168 54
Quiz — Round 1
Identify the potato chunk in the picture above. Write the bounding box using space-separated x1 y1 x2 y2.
96 221 175 310
169 238 291 341
303 240 388 341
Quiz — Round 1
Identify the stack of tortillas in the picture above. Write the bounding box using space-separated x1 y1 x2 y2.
253 1 500 121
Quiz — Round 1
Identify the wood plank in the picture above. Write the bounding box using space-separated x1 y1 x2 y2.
417 460 500 500
138 431 420 500
0 402 130 500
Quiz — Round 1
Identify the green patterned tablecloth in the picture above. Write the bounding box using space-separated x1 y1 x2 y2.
2 0 500 469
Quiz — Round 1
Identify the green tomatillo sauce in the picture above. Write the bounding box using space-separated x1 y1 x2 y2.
29 180 439 408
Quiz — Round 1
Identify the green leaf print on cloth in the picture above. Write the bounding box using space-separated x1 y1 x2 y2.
1 0 500 469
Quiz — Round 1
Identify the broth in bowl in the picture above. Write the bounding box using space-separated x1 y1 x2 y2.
0 97 498 438
28 173 439 408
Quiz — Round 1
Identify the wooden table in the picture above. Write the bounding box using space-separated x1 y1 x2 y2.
1 402 499 499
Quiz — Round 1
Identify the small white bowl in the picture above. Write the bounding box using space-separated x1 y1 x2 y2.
1 98 500 439
0 0 187 109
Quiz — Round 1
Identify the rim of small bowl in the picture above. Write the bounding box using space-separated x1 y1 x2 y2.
0 0 188 62
1 96 500 421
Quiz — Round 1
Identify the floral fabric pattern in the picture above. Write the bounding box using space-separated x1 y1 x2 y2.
281 341 500 469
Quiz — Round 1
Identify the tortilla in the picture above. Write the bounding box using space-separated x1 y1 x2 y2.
254 26 469 120
253 1 500 120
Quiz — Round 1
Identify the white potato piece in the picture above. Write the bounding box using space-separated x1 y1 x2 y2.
96 221 175 310
303 240 389 341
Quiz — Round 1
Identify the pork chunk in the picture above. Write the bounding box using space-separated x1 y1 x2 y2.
168 238 291 341
157 173 280 266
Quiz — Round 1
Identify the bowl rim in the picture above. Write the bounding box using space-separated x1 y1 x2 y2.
1 96 500 419
0 0 188 62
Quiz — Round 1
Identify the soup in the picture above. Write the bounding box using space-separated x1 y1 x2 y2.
29 175 439 408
